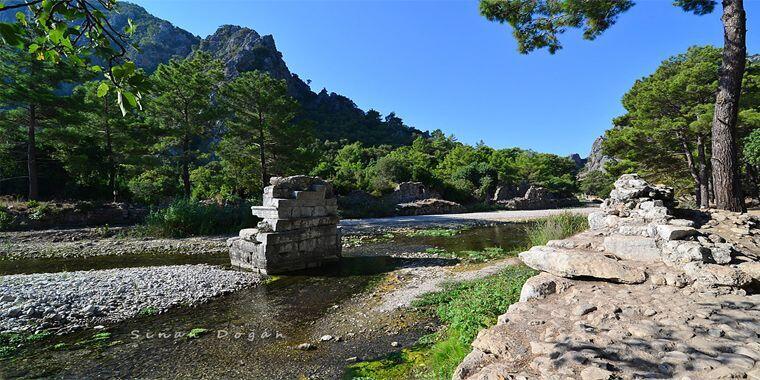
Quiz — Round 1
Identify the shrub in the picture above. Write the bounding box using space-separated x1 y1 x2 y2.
141 198 256 237
526 212 589 247
0 208 13 230
580 170 615 198
128 169 180 205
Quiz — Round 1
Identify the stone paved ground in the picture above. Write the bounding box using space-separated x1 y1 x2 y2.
456 261 760 379
455 175 760 380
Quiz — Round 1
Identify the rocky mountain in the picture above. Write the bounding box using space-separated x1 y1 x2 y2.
108 3 201 73
0 2 421 146
581 135 614 174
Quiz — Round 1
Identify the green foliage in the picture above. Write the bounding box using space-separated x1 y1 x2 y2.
603 46 760 198
147 52 224 197
479 0 635 54
138 306 158 316
347 266 537 379
218 70 314 197
745 128 760 167
127 169 180 205
0 0 146 113
580 170 615 198
406 228 460 238
479 0 721 55
186 328 209 339
0 207 12 230
526 212 589 247
0 331 52 358
316 131 579 204
456 247 509 263
142 198 255 238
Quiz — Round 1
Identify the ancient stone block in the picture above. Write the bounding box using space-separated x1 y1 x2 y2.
229 175 341 274
519 246 646 284
603 235 660 262
655 224 696 241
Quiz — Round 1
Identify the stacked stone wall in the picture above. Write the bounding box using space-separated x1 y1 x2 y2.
227 176 341 274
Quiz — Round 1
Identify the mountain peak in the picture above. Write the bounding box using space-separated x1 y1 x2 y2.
197 25 288 80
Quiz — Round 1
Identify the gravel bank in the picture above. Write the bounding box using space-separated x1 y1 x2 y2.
341 206 597 234
0 264 260 334
0 228 228 260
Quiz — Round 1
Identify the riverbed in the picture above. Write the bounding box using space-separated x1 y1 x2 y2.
1 223 536 378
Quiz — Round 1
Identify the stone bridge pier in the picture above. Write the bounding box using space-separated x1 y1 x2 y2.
227 176 341 274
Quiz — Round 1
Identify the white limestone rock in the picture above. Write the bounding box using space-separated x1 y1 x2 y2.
603 235 661 262
683 262 751 288
655 224 697 241
661 241 708 266
519 246 647 284
709 243 734 265
519 272 573 302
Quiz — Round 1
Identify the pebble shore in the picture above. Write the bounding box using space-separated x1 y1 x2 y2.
0 264 260 334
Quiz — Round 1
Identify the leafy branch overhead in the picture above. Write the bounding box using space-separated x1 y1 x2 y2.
0 0 145 114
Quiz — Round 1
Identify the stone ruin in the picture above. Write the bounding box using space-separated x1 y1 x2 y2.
227 176 341 274
495 185 580 211
453 173 760 379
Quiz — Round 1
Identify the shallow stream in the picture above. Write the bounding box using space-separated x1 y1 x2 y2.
1 223 531 379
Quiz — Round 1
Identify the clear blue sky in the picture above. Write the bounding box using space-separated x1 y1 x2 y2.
130 0 759 157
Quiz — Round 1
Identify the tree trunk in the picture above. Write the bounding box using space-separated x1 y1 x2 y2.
697 135 710 208
104 97 116 202
181 136 191 197
711 0 746 212
258 111 268 189
27 104 39 200
680 137 702 207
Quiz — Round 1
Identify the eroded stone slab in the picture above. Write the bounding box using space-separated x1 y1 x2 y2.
519 246 646 284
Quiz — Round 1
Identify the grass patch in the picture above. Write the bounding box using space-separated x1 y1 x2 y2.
423 246 514 264
187 328 209 339
0 331 53 358
138 306 159 316
405 228 461 238
346 265 537 379
132 198 256 238
526 212 588 247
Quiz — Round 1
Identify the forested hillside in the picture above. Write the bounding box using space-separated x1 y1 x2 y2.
0 1 579 207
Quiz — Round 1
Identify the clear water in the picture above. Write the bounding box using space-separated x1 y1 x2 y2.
0 223 531 379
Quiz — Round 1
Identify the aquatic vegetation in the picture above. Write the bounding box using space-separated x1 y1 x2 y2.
138 306 159 316
526 212 588 247
187 328 209 339
0 331 53 358
346 265 537 379
405 228 461 238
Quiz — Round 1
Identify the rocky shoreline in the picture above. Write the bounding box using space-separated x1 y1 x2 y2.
0 265 260 334
454 174 760 379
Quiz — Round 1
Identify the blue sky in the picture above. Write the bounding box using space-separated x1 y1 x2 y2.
130 0 759 156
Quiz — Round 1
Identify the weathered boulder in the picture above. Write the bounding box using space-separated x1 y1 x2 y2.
519 246 647 284
603 235 660 262
498 186 580 210
268 175 334 199
588 211 619 231
386 181 430 203
519 273 573 302
683 262 752 288
394 198 464 216
661 241 708 266
655 224 697 241
709 243 734 265
738 262 760 283
609 174 674 204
